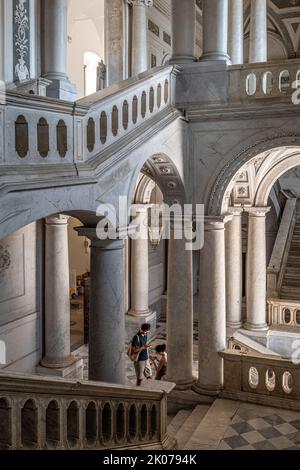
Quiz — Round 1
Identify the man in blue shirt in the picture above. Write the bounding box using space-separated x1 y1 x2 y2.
132 323 152 386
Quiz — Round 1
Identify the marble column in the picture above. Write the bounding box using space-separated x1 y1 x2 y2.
128 0 153 75
170 0 196 64
245 207 270 331
228 0 244 65
41 215 75 370
249 0 267 63
76 228 126 385
129 206 150 316
201 0 230 63
225 208 243 328
41 0 76 100
105 0 126 85
166 217 194 388
195 216 231 394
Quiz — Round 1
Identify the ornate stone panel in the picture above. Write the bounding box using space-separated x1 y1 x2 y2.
13 0 30 82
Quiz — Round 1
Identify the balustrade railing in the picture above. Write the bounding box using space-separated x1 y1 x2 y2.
268 298 300 329
229 59 300 102
220 350 300 410
0 372 175 450
0 66 175 167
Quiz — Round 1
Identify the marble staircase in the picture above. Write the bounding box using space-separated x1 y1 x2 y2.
281 202 300 301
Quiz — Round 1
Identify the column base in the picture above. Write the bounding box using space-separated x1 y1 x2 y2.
125 310 157 340
169 55 197 64
199 52 231 65
192 381 223 397
227 321 243 329
165 378 195 391
43 75 77 101
37 357 83 379
243 322 269 332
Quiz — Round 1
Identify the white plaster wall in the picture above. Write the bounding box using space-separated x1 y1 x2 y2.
147 6 172 67
67 0 105 99
68 217 90 277
0 222 43 372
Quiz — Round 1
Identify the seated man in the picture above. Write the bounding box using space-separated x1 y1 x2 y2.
131 323 153 386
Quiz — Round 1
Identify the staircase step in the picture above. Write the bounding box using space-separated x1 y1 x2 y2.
174 405 210 449
167 410 191 438
183 399 239 450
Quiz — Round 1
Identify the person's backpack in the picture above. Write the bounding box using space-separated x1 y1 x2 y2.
127 335 140 362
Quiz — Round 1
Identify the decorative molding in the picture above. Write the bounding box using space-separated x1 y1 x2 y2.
148 19 160 37
13 0 30 82
127 0 153 6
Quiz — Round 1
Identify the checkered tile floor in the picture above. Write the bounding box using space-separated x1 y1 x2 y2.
219 406 300 450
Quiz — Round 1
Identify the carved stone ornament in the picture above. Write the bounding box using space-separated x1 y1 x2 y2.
127 0 153 6
0 245 11 281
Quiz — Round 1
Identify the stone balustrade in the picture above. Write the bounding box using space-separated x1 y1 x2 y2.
220 350 300 411
0 66 175 168
229 59 300 102
268 298 300 329
0 372 175 450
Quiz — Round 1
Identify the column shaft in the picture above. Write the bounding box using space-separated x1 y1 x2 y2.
130 207 150 315
245 207 270 331
166 218 194 387
89 238 125 384
196 217 229 394
105 0 125 85
249 0 267 63
41 0 76 99
41 215 74 369
131 1 152 75
201 0 230 62
170 0 196 64
225 209 243 328
228 0 244 65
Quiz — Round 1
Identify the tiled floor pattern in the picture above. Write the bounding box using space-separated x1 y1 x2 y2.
218 404 300 450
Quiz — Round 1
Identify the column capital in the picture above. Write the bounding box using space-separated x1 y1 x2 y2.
245 207 271 217
204 215 233 231
228 207 243 216
75 225 136 249
45 214 69 225
127 0 153 6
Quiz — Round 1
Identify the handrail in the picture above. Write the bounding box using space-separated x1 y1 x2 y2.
267 198 297 297
0 371 176 450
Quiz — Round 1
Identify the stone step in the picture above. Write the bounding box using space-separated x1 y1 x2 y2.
167 410 191 438
174 404 211 449
183 399 239 450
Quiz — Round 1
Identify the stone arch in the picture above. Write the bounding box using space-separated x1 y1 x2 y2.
207 133 300 215
129 153 186 207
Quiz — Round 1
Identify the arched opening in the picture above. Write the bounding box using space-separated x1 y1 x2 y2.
132 96 138 124
129 405 137 440
87 117 95 152
141 91 147 119
15 115 29 158
83 51 103 97
56 120 68 158
150 405 157 438
21 400 38 448
0 398 11 449
122 100 129 130
85 402 97 445
101 403 112 443
46 401 60 448
100 111 107 144
67 401 79 448
37 118 50 158
111 105 119 137
116 403 125 441
140 405 148 438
